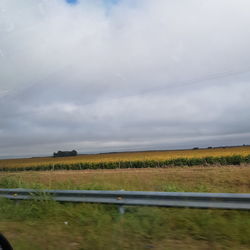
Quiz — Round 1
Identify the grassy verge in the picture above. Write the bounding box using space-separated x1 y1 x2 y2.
0 199 250 250
1 165 250 193
0 166 250 249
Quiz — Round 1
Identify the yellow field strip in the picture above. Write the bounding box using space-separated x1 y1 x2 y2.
0 146 250 169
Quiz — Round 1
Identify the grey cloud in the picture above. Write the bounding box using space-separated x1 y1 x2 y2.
0 0 250 157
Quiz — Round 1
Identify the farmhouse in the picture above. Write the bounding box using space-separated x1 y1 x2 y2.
53 150 77 157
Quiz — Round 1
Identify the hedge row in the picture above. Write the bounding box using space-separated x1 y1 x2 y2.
1 155 250 172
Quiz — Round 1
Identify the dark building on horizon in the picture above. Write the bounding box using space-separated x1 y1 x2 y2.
53 150 77 157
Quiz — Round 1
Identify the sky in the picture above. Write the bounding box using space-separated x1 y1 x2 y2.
0 0 250 158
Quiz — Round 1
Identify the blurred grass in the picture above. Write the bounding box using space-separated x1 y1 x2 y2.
0 165 250 249
0 199 250 250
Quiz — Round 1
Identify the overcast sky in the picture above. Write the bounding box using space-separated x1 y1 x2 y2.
0 0 250 158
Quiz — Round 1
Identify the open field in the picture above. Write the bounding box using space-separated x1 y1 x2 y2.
1 156 250 250
1 165 250 193
1 146 250 169
0 165 250 249
1 146 250 172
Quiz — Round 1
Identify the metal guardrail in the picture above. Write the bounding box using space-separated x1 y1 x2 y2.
0 189 250 211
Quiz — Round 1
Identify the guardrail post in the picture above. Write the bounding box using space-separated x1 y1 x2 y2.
118 205 125 215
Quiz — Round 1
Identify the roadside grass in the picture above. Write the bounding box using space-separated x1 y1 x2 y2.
0 198 250 250
1 165 250 193
0 165 250 249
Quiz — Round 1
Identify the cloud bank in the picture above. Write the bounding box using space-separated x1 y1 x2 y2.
0 0 250 157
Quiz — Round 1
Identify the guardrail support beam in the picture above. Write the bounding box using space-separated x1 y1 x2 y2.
0 189 250 210
118 205 125 215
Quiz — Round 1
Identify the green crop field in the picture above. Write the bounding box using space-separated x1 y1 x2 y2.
1 146 250 172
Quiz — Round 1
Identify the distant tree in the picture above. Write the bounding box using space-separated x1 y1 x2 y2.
53 150 78 157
